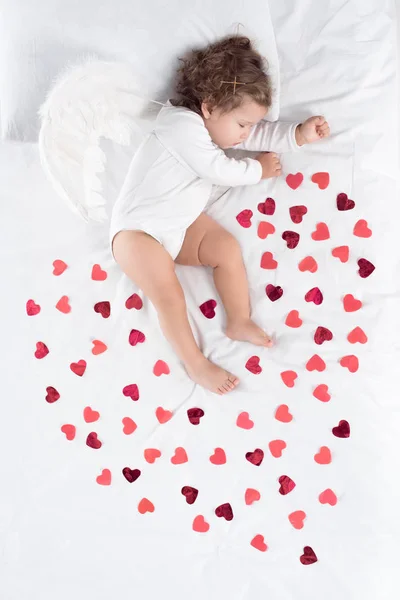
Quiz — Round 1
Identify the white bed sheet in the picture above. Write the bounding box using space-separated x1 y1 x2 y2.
1 1 400 599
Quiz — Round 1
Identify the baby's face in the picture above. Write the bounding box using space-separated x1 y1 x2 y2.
201 97 268 149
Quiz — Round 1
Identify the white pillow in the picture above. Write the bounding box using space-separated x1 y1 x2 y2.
0 0 280 142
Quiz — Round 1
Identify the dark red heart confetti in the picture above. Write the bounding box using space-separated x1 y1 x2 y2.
86 432 102 449
26 299 41 316
187 408 205 425
246 448 264 466
332 420 350 438
129 329 146 346
258 197 275 215
245 356 262 374
358 258 375 278
314 326 333 345
181 486 199 505
289 205 307 224
122 467 141 483
215 502 234 521
94 301 110 318
35 342 49 359
300 546 318 565
45 386 60 403
282 231 300 249
236 209 253 228
305 287 323 305
266 284 283 302
125 293 143 310
199 299 217 319
122 384 139 401
337 192 355 211
278 475 296 495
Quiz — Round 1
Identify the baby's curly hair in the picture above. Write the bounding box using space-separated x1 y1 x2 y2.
171 34 272 116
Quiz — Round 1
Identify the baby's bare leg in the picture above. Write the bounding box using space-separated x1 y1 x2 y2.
176 213 272 347
112 230 238 395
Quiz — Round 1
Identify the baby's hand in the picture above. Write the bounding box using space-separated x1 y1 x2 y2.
255 152 282 179
296 116 330 145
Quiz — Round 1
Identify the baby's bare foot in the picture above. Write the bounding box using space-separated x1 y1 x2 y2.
226 319 273 347
186 357 239 395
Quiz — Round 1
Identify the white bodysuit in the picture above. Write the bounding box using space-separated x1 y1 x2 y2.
110 100 300 259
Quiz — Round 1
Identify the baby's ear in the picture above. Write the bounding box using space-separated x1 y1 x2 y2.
201 100 213 119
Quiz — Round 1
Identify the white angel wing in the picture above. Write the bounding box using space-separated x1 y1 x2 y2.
38 58 164 222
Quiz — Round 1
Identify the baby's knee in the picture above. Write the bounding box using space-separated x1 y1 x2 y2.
217 232 243 266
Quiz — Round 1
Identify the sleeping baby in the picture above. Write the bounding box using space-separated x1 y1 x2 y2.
110 34 330 395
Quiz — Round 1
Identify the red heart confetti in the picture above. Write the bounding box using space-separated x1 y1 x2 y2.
298 256 318 273
340 355 359 373
347 327 368 344
332 246 349 263
245 488 261 505
94 301 110 318
290 205 307 223
282 230 300 249
53 259 67 276
358 258 375 278
245 355 262 374
61 424 75 441
187 407 204 425
319 489 338 506
122 467 141 483
92 340 107 355
156 407 173 424
257 221 275 239
236 412 254 429
86 432 102 449
35 342 49 359
70 360 86 377
305 287 323 305
251 535 268 552
192 515 209 533
300 546 318 565
313 384 331 402
138 498 154 514
353 219 372 238
45 386 60 403
311 222 330 241
129 329 146 346
286 172 304 190
306 355 326 372
171 447 188 464
279 475 296 495
153 360 170 376
266 284 283 301
314 326 333 345
314 446 332 464
337 192 355 211
311 172 330 189
199 299 217 319
122 417 137 435
26 299 41 316
260 251 278 269
289 511 306 530
215 503 234 521
96 469 111 486
258 197 275 215
269 440 287 458
332 420 350 438
181 486 198 505
91 264 107 281
84 407 100 423
122 383 139 401
144 449 162 463
245 448 264 466
280 371 298 388
285 310 302 328
236 209 253 228
209 448 226 465
125 293 143 310
56 295 71 314
343 294 362 312
275 405 293 423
